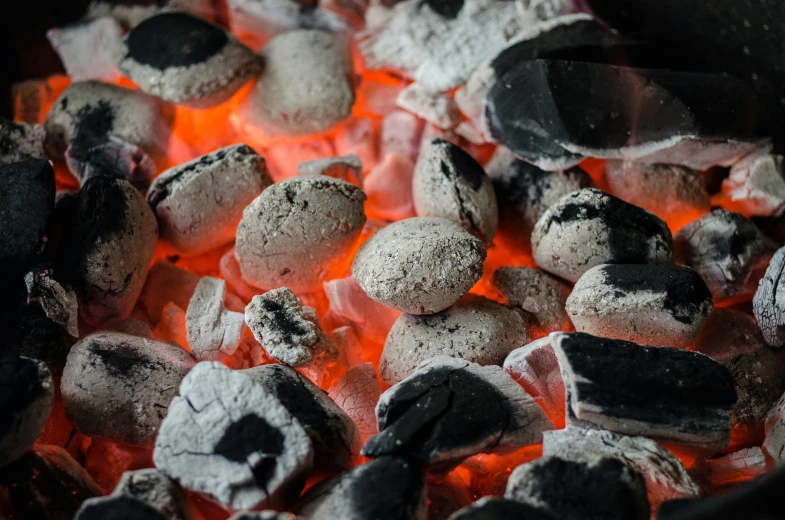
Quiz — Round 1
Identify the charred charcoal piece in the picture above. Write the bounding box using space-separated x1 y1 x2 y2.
708 447 767 488
66 134 157 192
717 148 785 217
296 456 427 520
675 209 776 302
1 305 71 377
298 154 363 187
493 266 573 335
58 177 158 324
532 188 674 282
0 357 54 468
24 268 79 338
236 176 366 293
380 295 529 385
448 497 555 520
117 12 262 108
503 337 565 426
76 497 170 520
505 456 650 520
566 264 713 347
753 245 785 347
0 119 46 165
352 217 485 314
154 362 314 510
412 138 498 243
397 83 460 130
186 277 245 361
328 363 382 440
362 357 554 471
61 331 195 446
47 16 124 83
104 469 188 520
552 332 736 450
763 391 785 466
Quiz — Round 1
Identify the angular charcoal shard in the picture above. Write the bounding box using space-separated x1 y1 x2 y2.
552 332 736 450
186 277 246 361
449 497 556 520
298 154 363 187
396 83 460 130
75 496 170 520
412 138 498 243
328 363 383 440
24 268 79 338
503 337 565 426
505 456 650 520
493 266 573 335
61 331 195 447
117 12 262 108
380 295 529 385
0 119 46 165
362 356 554 471
753 245 785 347
486 60 769 171
296 456 427 520
532 188 674 282
566 263 714 348
717 147 785 217
154 362 314 511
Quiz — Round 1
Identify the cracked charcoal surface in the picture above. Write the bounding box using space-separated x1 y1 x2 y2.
380 294 529 385
565 263 713 347
154 362 313 511
186 277 245 361
0 119 46 166
493 266 573 335
236 176 366 293
76 496 170 520
753 245 785 347
448 497 556 520
503 337 565 425
352 217 486 314
25 268 79 338
531 188 674 282
298 154 363 186
363 356 553 471
107 469 187 520
552 332 736 450
61 331 194 446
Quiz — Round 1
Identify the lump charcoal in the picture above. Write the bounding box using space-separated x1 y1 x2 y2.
47 16 124 83
379 295 529 385
717 148 785 217
60 331 195 446
552 332 736 450
493 266 573 336
185 277 245 361
298 154 363 187
0 304 72 378
448 497 556 520
352 217 485 314
328 363 382 440
153 362 314 510
532 188 674 282
396 83 460 130
763 391 785 466
0 119 46 165
235 176 366 293
362 356 554 472
503 337 565 426
753 245 785 347
708 447 767 488
24 268 79 338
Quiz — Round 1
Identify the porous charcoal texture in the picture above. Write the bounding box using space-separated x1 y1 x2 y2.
448 497 556 520
503 337 565 426
0 119 46 165
298 154 363 187
753 245 785 347
75 497 170 520
328 363 382 440
186 277 245 361
25 268 79 338
493 266 573 335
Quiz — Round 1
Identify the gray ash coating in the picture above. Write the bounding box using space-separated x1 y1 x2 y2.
259 299 310 347
419 0 463 19
214 414 285 487
437 138 483 190
0 120 27 156
77 497 169 520
0 357 49 439
449 497 554 520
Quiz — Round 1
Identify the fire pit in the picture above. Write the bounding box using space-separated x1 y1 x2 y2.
2 1 785 519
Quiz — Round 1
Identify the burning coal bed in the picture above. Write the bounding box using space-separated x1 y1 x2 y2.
4 0 785 519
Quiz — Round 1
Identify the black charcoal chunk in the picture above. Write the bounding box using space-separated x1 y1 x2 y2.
75 496 170 520
362 356 553 471
296 456 427 520
448 497 555 520
106 469 188 520
0 119 46 165
25 268 79 338
753 245 785 347
552 332 736 450
718 148 785 217
0 305 72 378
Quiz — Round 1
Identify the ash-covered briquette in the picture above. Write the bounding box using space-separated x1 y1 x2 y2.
753 245 785 347
298 154 363 187
154 362 314 511
243 364 361 471
448 497 555 520
531 188 674 282
24 268 79 338
352 217 485 314
117 12 262 108
0 356 54 468
412 138 498 243
675 209 776 302
396 83 460 130
379 295 529 385
718 147 785 217
0 119 46 165
57 177 158 324
566 263 713 347
60 331 195 447
148 144 272 256
236 176 366 293
505 456 650 520
295 456 427 520
551 332 736 450
362 357 554 471
503 338 565 425
75 497 170 520
238 29 354 137
47 15 124 84
185 277 245 361
486 60 768 171
328 363 382 440
493 266 573 335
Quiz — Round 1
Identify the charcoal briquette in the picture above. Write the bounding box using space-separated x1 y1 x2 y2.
328 363 382 440
24 268 79 338
298 154 363 187
503 337 565 425
753 245 785 347
0 119 46 166
106 469 188 520
493 266 573 335
185 277 246 361
0 304 72 378
47 16 124 83
448 497 555 520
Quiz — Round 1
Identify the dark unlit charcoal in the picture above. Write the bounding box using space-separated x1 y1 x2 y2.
503 338 565 425
298 154 363 187
296 456 427 520
47 16 124 83
154 362 313 510
0 305 71 378
753 246 785 347
675 209 776 302
24 268 79 338
551 332 736 450
117 12 262 108
412 138 498 243
505 456 650 520
185 277 245 361
362 356 554 471
61 331 195 446
397 83 460 130
486 60 768 171
0 119 46 165
717 147 785 217
493 266 573 335
75 497 170 520
57 177 158 324
379 295 529 385
708 447 767 488
763 391 785 466
328 363 382 440
532 188 674 282
448 497 556 520
147 144 272 256
352 217 486 314
236 176 366 293
565 263 713 347
0 356 54 468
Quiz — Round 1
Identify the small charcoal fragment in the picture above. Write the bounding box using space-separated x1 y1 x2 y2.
493 266 573 335
148 144 273 256
397 83 460 130
154 362 314 510
328 363 382 440
47 16 124 83
503 337 565 426
717 147 785 217
363 356 554 471
0 119 46 165
106 469 187 520
75 496 170 520
448 497 555 520
753 245 785 347
186 277 246 361
24 268 79 338
708 447 767 488
532 188 674 282
298 154 363 187
763 391 785 466
380 295 529 385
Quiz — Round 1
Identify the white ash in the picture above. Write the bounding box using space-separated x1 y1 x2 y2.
396 83 460 130
380 295 529 385
86 0 218 29
47 16 124 83
493 266 572 335
503 337 565 425
708 447 767 488
154 362 314 511
24 268 79 338
0 119 46 166
298 154 363 187
352 217 486 314
186 277 246 361
764 391 785 466
448 497 554 520
753 245 785 347
718 147 785 217
329 363 382 440
236 176 367 293
531 188 674 282
412 138 498 243
381 109 423 162
148 144 272 256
